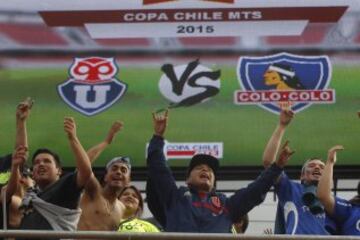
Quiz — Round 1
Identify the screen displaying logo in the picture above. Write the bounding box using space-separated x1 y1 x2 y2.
58 57 127 116
234 53 334 114
159 59 221 108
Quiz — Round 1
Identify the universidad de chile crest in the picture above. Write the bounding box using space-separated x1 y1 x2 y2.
58 57 127 116
234 53 335 114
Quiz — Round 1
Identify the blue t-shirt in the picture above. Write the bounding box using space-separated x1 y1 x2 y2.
332 197 360 236
274 173 329 235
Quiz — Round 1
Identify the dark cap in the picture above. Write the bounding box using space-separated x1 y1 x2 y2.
187 154 219 177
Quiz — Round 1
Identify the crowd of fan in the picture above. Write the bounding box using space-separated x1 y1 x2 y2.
0 98 359 240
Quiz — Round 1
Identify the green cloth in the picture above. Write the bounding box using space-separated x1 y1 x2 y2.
0 171 10 185
118 218 160 233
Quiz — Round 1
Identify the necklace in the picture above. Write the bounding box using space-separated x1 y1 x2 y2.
104 199 115 214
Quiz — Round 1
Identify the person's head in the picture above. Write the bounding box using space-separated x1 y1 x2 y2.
349 181 360 205
118 185 143 218
300 158 325 184
31 148 62 189
186 154 219 192
264 64 285 86
103 156 131 190
233 214 249 234
264 63 297 86
264 63 304 90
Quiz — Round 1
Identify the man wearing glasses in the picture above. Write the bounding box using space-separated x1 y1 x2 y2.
77 121 131 231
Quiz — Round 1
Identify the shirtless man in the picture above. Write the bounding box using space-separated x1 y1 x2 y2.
77 121 129 231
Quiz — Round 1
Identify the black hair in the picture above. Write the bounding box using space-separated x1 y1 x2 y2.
351 181 360 205
119 185 144 217
32 148 61 168
272 63 306 90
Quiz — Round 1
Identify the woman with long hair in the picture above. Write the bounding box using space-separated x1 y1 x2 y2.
117 185 160 233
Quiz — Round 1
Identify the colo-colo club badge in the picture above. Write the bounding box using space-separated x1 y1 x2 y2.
234 53 334 114
58 57 127 116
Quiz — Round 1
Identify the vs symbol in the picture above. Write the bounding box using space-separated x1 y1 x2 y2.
57 57 127 116
159 59 221 108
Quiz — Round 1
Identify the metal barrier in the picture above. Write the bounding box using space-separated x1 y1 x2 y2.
0 231 359 240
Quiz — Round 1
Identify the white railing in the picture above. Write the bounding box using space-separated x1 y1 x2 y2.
0 231 359 240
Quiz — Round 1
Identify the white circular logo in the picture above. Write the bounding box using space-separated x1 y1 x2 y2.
159 61 221 107
284 201 299 235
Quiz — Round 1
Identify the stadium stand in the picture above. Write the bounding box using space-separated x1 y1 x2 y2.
95 38 152 47
1 11 360 51
353 30 360 44
264 24 332 46
178 36 238 49
0 23 68 46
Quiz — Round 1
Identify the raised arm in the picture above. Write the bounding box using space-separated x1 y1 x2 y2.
262 110 293 168
86 121 123 163
2 146 27 203
317 145 344 215
229 140 294 220
15 98 33 149
276 140 295 168
147 110 177 204
64 117 92 188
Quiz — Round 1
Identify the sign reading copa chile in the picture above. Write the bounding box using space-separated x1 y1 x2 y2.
234 53 334 114
146 142 223 159
165 142 223 159
57 57 127 116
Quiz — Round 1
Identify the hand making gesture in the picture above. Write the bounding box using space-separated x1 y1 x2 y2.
276 140 295 168
152 109 169 138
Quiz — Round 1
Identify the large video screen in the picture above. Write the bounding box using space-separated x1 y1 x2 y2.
1 55 360 167
0 0 359 167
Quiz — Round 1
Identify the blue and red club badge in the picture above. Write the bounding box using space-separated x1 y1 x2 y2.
211 196 222 209
58 57 127 116
234 52 335 114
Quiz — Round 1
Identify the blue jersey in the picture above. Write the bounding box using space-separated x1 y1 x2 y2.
332 197 360 236
274 173 329 235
